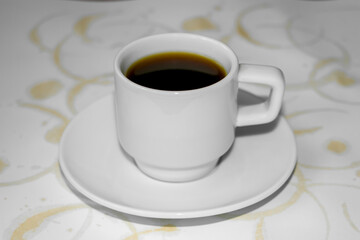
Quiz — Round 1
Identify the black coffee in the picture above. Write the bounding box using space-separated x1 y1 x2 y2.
125 52 226 91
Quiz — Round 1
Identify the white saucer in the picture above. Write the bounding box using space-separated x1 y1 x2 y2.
59 93 296 219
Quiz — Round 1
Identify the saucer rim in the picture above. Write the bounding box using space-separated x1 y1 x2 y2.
59 93 297 219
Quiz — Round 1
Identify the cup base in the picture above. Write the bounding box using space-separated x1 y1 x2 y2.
136 160 219 183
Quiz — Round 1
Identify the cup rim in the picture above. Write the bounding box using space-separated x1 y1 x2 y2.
114 33 238 96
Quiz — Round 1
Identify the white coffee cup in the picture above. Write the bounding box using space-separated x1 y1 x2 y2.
114 33 284 182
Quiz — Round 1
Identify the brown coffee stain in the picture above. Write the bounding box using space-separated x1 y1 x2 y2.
285 17 324 49
182 17 217 31
26 13 115 148
53 30 113 114
30 80 63 100
29 19 50 52
121 219 139 240
306 184 354 239
327 140 347 154
286 18 359 105
285 108 347 136
324 70 355 87
10 204 86 240
304 188 330 239
308 58 340 88
335 72 355 87
0 158 9 174
0 162 58 187
45 123 68 143
47 124 67 143
299 161 360 171
19 102 69 144
67 75 112 114
342 203 360 233
316 58 341 71
67 78 98 114
293 127 322 136
285 109 346 120
286 17 340 110
307 49 360 105
27 13 115 150
255 217 265 240
236 17 263 47
124 224 177 240
356 170 360 178
53 36 86 82
19 102 69 124
220 34 232 44
226 167 329 240
236 4 278 48
230 167 306 221
74 14 103 42
309 182 360 190
286 75 336 91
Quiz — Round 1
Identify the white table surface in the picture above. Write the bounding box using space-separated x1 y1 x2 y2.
1 0 360 239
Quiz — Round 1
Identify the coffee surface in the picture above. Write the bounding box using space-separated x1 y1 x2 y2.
126 52 226 91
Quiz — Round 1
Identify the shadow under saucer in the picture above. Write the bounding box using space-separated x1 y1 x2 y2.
60 166 295 226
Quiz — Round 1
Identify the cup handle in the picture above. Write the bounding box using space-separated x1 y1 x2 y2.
236 64 285 127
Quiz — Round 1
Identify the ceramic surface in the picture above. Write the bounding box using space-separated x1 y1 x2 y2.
113 33 284 182
59 94 296 218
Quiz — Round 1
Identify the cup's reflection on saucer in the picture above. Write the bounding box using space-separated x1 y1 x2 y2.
113 33 285 182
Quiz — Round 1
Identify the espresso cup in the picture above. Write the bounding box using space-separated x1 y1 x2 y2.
114 33 284 182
